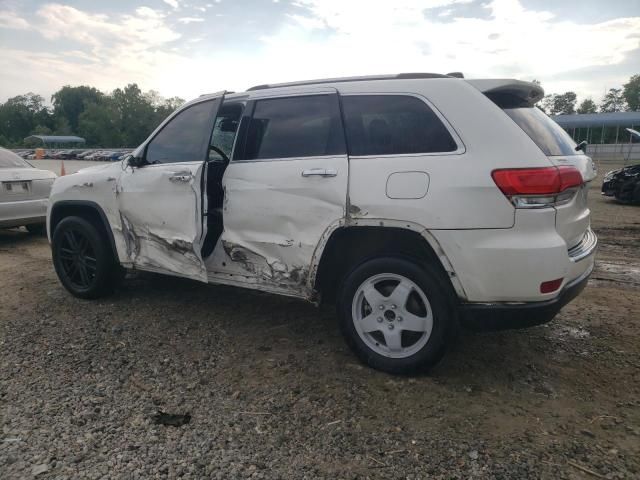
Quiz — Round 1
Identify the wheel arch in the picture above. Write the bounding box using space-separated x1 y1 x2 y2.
49 200 118 260
311 225 466 304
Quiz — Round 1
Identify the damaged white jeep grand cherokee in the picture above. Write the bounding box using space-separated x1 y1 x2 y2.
48 73 597 373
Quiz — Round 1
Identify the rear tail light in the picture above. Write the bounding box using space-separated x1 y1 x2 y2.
491 166 583 208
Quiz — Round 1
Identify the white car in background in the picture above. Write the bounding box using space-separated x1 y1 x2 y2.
0 148 57 234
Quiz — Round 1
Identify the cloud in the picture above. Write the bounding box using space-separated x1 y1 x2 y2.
0 9 30 29
0 0 638 105
163 0 180 9
0 3 183 100
251 0 640 100
178 17 205 24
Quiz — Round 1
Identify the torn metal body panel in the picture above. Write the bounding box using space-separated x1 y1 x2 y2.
203 155 349 299
115 161 208 282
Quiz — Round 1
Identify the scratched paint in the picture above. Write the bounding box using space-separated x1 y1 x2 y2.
115 161 208 281
213 156 348 297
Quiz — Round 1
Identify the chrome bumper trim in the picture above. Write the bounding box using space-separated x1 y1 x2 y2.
568 228 598 262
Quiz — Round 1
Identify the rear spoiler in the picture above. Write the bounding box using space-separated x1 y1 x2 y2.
467 79 545 108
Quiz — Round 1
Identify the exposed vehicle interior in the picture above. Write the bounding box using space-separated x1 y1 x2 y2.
201 102 243 258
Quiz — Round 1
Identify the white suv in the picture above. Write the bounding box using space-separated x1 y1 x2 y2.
47 73 597 373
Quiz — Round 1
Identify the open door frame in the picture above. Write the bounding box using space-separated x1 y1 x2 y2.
116 92 226 282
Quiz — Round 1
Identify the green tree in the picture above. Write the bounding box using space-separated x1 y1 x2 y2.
31 125 53 135
53 117 73 135
540 94 555 114
577 98 597 114
552 92 577 115
599 88 627 113
51 86 103 132
1 84 188 147
78 99 123 147
0 93 51 143
111 84 158 146
623 74 640 111
540 92 577 115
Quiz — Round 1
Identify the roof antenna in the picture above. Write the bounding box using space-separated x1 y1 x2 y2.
447 72 464 78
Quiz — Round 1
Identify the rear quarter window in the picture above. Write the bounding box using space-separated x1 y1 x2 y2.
341 95 457 156
504 107 578 157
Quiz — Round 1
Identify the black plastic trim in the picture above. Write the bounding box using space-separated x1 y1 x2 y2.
50 200 118 260
459 266 593 332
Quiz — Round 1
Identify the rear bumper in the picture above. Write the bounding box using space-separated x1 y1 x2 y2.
459 262 593 331
0 198 48 228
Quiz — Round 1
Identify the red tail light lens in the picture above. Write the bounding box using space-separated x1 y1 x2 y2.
492 166 583 208
540 278 563 294
492 166 583 196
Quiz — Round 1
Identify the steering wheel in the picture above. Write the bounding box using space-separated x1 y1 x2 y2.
209 145 230 164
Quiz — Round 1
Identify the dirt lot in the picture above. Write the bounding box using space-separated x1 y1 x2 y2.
1 165 639 479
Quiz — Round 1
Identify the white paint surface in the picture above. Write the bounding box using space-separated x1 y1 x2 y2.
47 76 597 306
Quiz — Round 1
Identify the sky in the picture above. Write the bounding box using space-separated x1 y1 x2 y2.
0 0 639 104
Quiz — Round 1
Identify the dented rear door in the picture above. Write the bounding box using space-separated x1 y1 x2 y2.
214 89 348 296
116 95 224 281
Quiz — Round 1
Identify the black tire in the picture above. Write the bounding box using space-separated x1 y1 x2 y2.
337 257 457 374
25 223 45 235
615 179 638 204
52 216 120 299
633 182 640 204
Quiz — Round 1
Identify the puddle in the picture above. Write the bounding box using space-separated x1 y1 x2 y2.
594 261 640 285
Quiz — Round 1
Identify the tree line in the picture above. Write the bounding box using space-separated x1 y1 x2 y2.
538 74 639 116
0 84 184 148
1 74 638 148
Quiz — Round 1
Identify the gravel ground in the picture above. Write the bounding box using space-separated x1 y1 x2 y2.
1 166 639 479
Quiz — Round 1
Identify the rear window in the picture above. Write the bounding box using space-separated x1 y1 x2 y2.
504 107 578 157
341 95 457 156
0 149 31 168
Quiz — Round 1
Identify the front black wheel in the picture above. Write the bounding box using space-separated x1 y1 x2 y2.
52 216 119 299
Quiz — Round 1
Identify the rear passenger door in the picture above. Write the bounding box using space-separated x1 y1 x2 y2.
210 88 348 296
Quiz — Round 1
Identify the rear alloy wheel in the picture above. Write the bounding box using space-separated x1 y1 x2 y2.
338 257 455 373
52 216 119 299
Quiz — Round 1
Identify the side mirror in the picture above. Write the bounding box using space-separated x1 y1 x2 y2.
575 140 587 153
126 155 143 167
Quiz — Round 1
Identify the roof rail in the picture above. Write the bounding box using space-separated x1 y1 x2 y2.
247 72 453 91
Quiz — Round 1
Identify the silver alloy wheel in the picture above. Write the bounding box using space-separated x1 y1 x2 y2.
351 273 434 359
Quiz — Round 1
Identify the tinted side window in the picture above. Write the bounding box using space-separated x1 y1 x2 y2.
504 107 578 156
146 100 217 164
240 95 345 160
341 95 457 156
210 102 243 162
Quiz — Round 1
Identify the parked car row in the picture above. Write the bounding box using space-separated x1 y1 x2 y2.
13 149 133 162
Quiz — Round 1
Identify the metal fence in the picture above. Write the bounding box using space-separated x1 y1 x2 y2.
586 143 640 165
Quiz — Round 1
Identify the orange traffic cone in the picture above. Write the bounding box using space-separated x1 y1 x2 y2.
60 160 66 176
